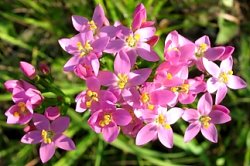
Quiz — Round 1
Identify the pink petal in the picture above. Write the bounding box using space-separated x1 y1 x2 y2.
90 55 100 76
182 109 200 122
137 43 159 62
98 71 117 86
33 113 50 130
203 58 220 77
102 125 120 142
197 93 213 115
205 47 225 61
135 27 156 42
150 90 175 105
209 110 231 124
128 68 151 87
54 134 75 151
86 77 100 91
157 126 173 148
39 142 56 163
184 122 201 142
92 37 109 52
201 124 218 143
51 116 70 133
114 50 131 74
21 131 42 144
166 107 183 124
195 35 210 46
112 108 132 126
64 56 80 72
136 123 157 145
220 56 233 71
132 11 143 30
218 46 234 60
45 106 60 121
20 61 36 79
215 85 228 104
179 44 195 61
4 80 19 92
71 15 88 32
207 77 220 93
93 4 108 27
104 39 124 54
227 75 247 89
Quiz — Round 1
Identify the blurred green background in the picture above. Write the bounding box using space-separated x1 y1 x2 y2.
0 0 250 165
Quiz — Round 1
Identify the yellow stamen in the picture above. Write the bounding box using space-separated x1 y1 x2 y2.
200 116 211 129
41 130 54 144
88 20 97 31
126 34 140 47
195 43 208 58
147 104 155 110
166 73 173 80
99 114 112 127
18 102 26 112
141 93 150 103
219 70 233 84
13 112 19 117
168 47 179 52
171 84 190 93
155 114 171 129
77 41 93 57
117 73 128 89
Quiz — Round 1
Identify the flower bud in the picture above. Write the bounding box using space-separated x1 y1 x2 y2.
20 61 36 79
45 106 60 121
39 63 50 75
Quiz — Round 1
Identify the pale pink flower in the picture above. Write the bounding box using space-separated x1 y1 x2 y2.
21 114 75 163
136 106 183 148
203 57 247 104
182 93 231 143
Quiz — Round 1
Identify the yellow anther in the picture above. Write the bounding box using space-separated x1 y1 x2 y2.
200 116 211 129
41 130 54 144
117 73 128 89
155 114 171 129
126 34 140 47
195 43 208 58
219 71 233 84
13 112 20 117
141 93 150 103
171 84 189 94
147 104 155 110
86 100 92 108
166 73 173 80
88 20 97 31
168 47 179 52
77 41 93 57
99 114 112 127
18 102 26 112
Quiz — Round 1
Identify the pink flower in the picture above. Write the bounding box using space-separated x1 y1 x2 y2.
20 61 36 79
164 30 195 65
88 104 132 142
4 80 43 107
21 114 75 163
203 57 247 104
136 106 183 148
5 101 33 125
98 50 152 96
58 31 109 72
182 93 231 143
75 77 117 113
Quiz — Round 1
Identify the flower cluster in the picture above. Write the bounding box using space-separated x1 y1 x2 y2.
4 62 75 163
58 3 247 147
3 3 247 163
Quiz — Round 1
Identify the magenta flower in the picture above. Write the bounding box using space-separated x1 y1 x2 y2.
98 50 152 96
21 114 75 163
45 107 60 121
4 80 43 106
88 104 132 142
75 77 117 113
5 101 33 125
58 31 109 72
203 57 247 104
182 93 231 143
164 30 195 65
20 61 36 79
136 106 183 148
